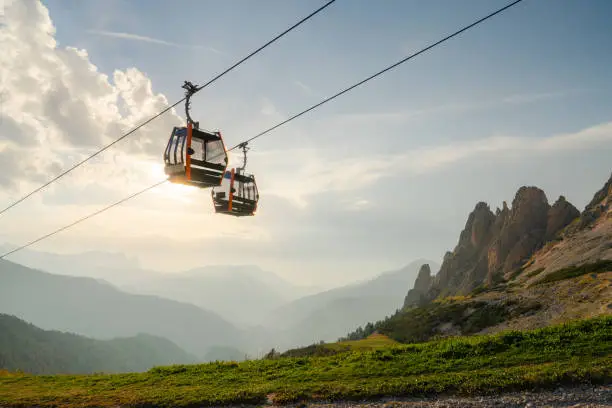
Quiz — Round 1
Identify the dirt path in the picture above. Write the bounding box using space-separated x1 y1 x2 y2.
269 385 612 408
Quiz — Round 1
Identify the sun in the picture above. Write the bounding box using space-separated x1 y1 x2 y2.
147 163 196 200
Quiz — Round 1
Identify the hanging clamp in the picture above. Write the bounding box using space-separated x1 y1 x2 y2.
238 142 249 172
182 81 199 128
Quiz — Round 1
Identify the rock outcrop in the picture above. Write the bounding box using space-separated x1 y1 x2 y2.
545 196 580 241
428 202 496 298
407 180 595 303
487 186 551 284
403 264 433 307
565 172 612 234
522 172 612 279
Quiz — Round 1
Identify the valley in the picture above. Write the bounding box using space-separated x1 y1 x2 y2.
1 172 610 405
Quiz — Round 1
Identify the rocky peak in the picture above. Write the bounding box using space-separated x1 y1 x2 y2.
403 264 433 308
414 264 433 292
585 172 612 211
455 202 496 255
421 183 584 300
565 172 612 234
546 195 580 240
487 187 551 282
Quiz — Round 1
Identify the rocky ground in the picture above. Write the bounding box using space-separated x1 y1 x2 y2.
475 270 612 334
271 385 612 407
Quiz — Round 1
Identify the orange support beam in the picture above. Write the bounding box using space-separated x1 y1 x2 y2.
228 168 235 212
186 122 193 180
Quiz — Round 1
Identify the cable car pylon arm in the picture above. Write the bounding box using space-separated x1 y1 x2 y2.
238 142 249 172
182 81 199 129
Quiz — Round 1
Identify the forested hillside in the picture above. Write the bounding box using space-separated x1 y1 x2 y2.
0 314 198 374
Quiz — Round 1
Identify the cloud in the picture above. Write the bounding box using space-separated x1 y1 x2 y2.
259 121 612 206
87 29 222 54
0 0 185 196
294 80 315 96
328 88 593 128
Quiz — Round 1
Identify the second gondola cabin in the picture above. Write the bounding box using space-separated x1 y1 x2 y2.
212 168 259 217
164 122 229 188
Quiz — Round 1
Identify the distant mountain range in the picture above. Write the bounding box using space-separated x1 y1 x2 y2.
0 249 322 327
0 260 244 358
119 265 321 327
0 253 437 358
0 313 198 374
257 259 438 350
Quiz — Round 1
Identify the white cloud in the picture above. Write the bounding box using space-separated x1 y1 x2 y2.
328 88 593 127
259 121 612 206
294 80 316 96
87 29 222 54
0 0 185 196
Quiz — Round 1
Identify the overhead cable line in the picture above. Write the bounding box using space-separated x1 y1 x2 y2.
0 0 338 217
0 0 525 259
223 0 526 154
0 180 167 260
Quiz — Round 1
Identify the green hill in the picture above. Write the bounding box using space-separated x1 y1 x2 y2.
0 313 198 374
0 316 609 407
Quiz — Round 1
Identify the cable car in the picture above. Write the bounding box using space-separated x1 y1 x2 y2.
164 81 228 188
212 143 259 217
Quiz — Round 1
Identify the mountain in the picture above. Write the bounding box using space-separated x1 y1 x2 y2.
259 259 438 350
119 265 320 326
408 184 584 303
344 171 612 343
0 313 198 374
1 247 322 327
0 260 244 357
0 248 153 286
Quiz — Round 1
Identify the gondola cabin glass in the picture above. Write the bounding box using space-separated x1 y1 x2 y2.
163 125 228 188
212 169 259 217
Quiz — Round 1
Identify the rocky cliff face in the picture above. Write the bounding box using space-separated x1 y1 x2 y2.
407 175 603 303
428 202 495 298
564 172 612 235
546 196 580 241
521 172 612 279
403 264 433 307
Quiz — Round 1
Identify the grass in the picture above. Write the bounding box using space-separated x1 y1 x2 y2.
538 260 612 284
0 316 610 407
368 298 542 344
281 334 398 358
331 333 399 350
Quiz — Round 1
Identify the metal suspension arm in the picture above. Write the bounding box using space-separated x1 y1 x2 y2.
238 142 249 172
182 81 199 128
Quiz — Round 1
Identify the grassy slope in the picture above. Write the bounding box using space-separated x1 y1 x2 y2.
341 262 611 345
330 333 399 350
0 316 610 407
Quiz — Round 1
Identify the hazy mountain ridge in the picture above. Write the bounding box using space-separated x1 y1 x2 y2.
0 255 439 357
0 313 198 374
0 249 322 327
119 265 321 326
256 259 439 350
0 260 245 358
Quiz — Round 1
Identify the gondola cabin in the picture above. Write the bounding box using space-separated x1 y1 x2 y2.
164 122 228 188
212 168 259 216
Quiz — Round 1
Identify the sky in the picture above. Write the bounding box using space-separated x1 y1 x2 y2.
0 0 611 288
